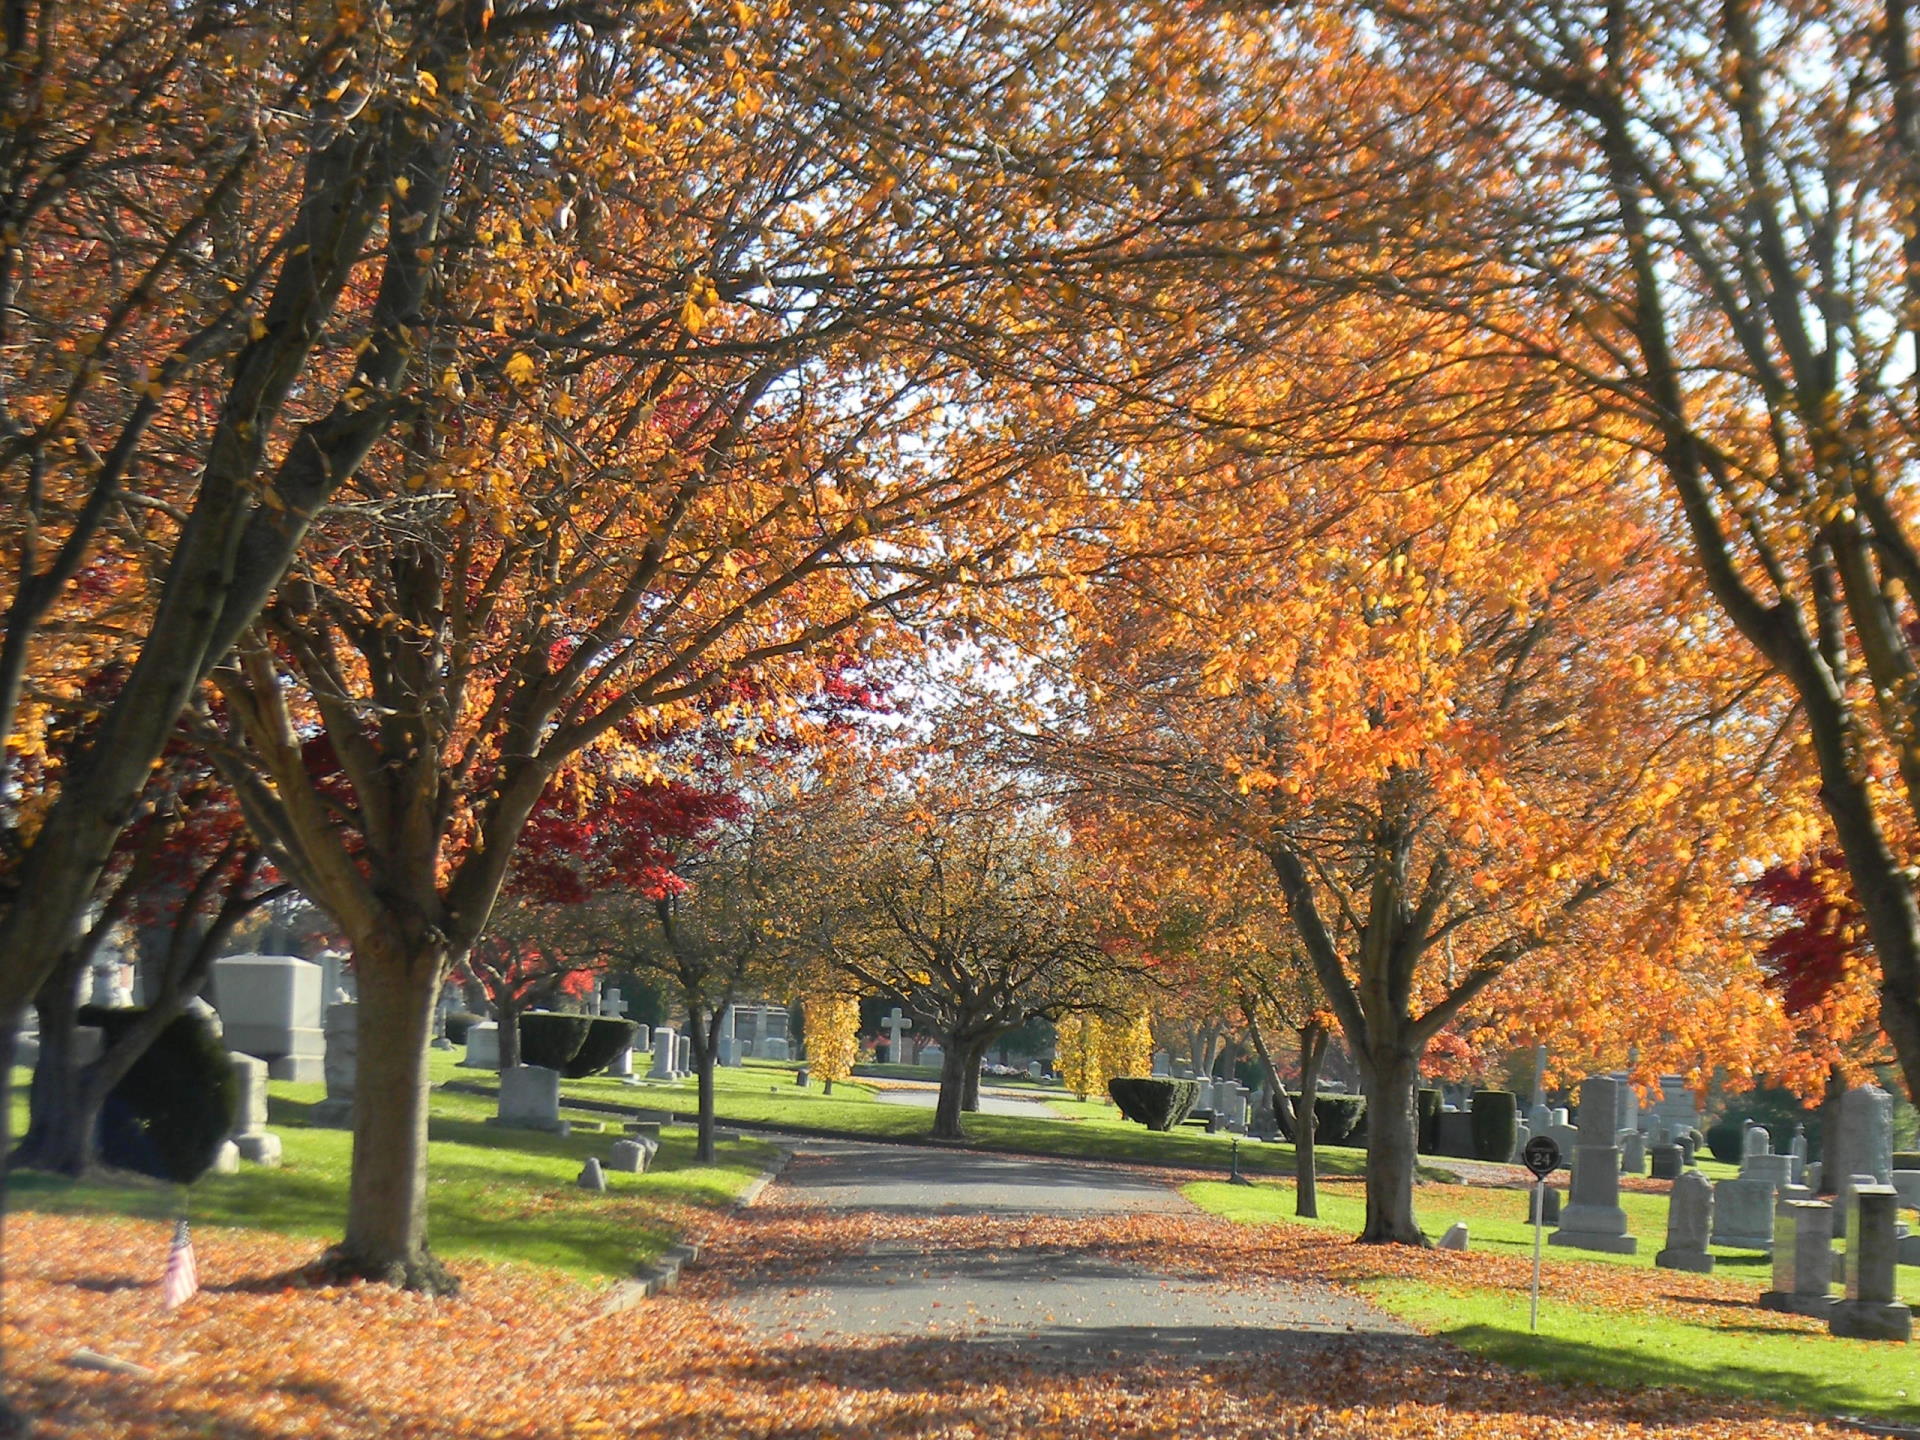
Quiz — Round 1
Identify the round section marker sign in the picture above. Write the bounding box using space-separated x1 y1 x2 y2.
1522 1135 1561 1179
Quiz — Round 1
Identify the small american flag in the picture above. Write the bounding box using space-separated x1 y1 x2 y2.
162 1219 198 1311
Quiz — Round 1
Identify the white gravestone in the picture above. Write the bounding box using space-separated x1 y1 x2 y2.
212 954 325 1083
650 1025 678 1080
1654 1169 1714 1273
716 1005 741 1067
675 1033 692 1076
1550 1076 1637 1255
462 1021 501 1070
880 1007 912 1063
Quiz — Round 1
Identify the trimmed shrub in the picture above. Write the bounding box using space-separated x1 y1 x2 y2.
562 1017 639 1078
1272 1092 1368 1145
444 1012 484 1044
1108 1077 1200 1131
83 1005 236 1185
1471 1090 1519 1163
518 1011 592 1071
1705 1119 1744 1165
1314 1093 1367 1146
1417 1087 1442 1153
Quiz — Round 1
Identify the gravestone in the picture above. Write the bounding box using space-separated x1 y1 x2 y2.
650 1025 678 1080
918 1040 943 1068
606 1036 634 1079
576 1158 607 1192
1831 1085 1895 1245
226 1052 282 1166
462 1021 501 1070
716 1005 740 1067
1438 1222 1469 1251
1525 1185 1561 1225
1528 1101 1554 1135
1621 1131 1647 1176
1654 1169 1714 1273
1550 1076 1637 1254
1760 1192 1836 1316
311 1002 357 1127
675 1033 692 1075
1710 1174 1778 1251
880 1007 912 1063
1223 1082 1251 1133
632 1023 650 1054
1789 1124 1809 1186
1152 1052 1171 1077
795 1067 811 1087
211 953 324 1083
763 1036 790 1061
1650 1143 1684 1181
606 1139 649 1174
1831 1185 1912 1341
493 1065 570 1135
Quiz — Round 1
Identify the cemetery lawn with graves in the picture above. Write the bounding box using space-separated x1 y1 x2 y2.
531 1056 1381 1178
5 1061 778 1279
1189 1177 1920 1424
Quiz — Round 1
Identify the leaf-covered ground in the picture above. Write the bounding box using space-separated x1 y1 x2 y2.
9 1186 1850 1439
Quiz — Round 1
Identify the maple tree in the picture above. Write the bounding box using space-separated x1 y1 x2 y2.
1297 0 1920 1105
808 769 1125 1139
1003 320 1813 1240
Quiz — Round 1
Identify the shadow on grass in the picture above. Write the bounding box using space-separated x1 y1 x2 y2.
1434 1321 1920 1424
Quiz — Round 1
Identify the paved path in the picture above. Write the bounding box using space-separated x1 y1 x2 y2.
870 1088 1063 1119
730 1138 1410 1362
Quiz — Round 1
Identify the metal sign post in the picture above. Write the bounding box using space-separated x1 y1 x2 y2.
1521 1135 1561 1333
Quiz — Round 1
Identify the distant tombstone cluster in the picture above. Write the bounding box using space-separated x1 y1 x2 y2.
1528 1071 1910 1343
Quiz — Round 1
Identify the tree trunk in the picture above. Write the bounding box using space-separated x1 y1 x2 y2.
1359 1044 1427 1244
932 1039 970 1139
1294 1024 1327 1219
496 994 522 1073
0 1011 25 1439
693 1003 719 1164
313 944 455 1293
1817 1062 1845 1196
961 1036 987 1112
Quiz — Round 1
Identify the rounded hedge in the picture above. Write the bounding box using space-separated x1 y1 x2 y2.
1108 1077 1200 1131
1471 1090 1518 1162
1705 1119 1744 1165
82 1004 236 1185
1417 1087 1443 1153
562 1017 639 1078
518 1011 593 1071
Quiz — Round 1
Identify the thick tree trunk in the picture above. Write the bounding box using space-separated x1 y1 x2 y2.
932 1040 970 1139
313 945 455 1293
960 1037 988 1112
1295 1023 1327 1220
0 1012 23 1439
496 995 522 1073
1359 1044 1426 1245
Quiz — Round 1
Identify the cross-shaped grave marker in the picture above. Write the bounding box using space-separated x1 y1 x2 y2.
600 985 629 1020
881 1006 912 1061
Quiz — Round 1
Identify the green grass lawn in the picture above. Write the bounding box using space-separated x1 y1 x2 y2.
1188 1174 1774 1275
1187 1178 1918 1422
7 1060 777 1279
546 1057 1375 1177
